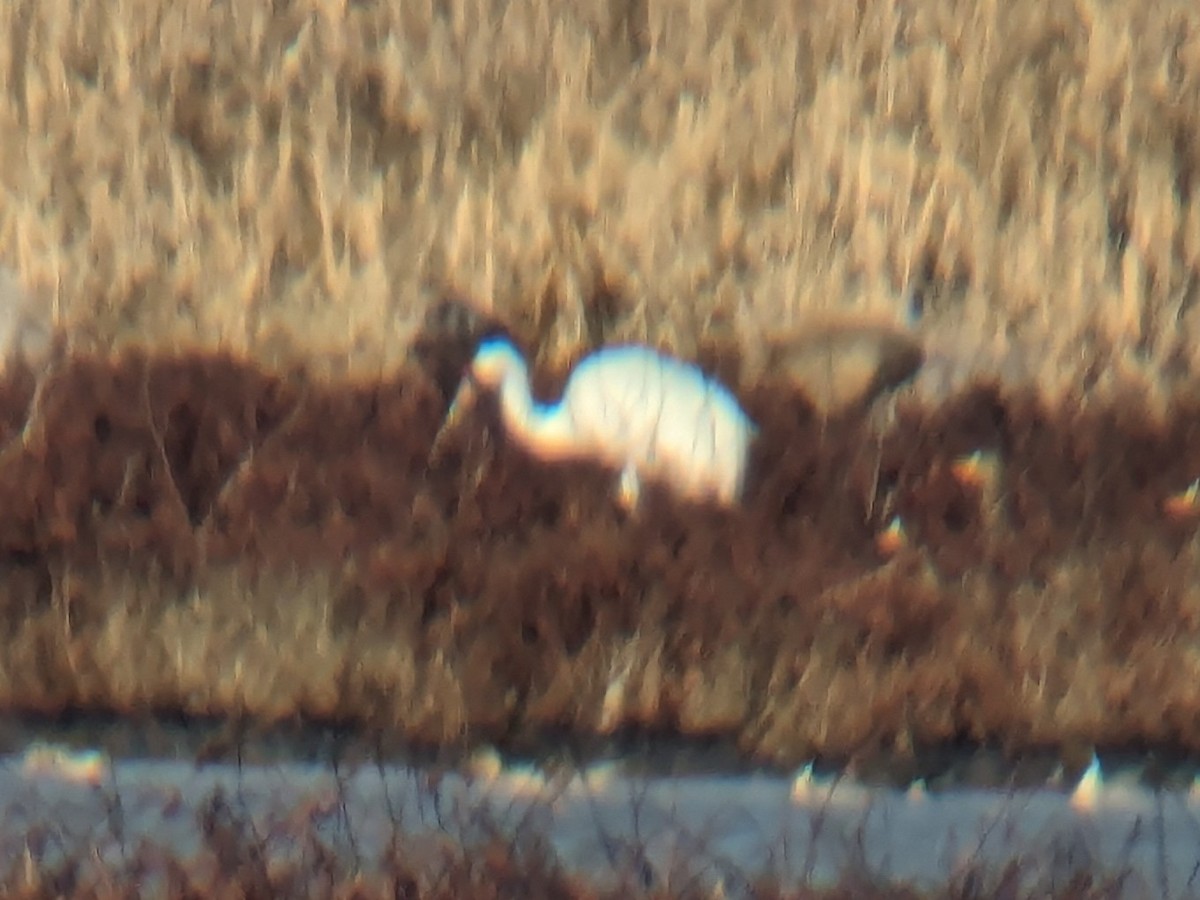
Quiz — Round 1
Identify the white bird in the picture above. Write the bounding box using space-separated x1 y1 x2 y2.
436 335 758 509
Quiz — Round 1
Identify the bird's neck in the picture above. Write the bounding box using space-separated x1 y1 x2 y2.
496 360 579 461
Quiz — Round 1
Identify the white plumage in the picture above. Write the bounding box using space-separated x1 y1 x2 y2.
443 335 757 509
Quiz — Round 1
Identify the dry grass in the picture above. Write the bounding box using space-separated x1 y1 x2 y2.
1 0 1199 404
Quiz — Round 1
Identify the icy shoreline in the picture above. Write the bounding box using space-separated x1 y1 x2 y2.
4 744 1198 897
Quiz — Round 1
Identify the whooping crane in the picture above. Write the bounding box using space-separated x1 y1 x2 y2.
438 335 758 510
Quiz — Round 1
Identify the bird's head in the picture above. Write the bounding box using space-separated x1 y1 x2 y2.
467 334 526 391
430 333 525 453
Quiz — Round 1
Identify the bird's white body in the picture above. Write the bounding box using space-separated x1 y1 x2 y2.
462 337 757 508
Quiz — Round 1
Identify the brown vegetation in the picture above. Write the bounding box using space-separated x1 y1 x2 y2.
0 336 1196 768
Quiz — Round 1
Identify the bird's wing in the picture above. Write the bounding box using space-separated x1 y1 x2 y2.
565 348 666 462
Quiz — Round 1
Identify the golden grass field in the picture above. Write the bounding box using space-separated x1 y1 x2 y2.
1 0 1199 404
